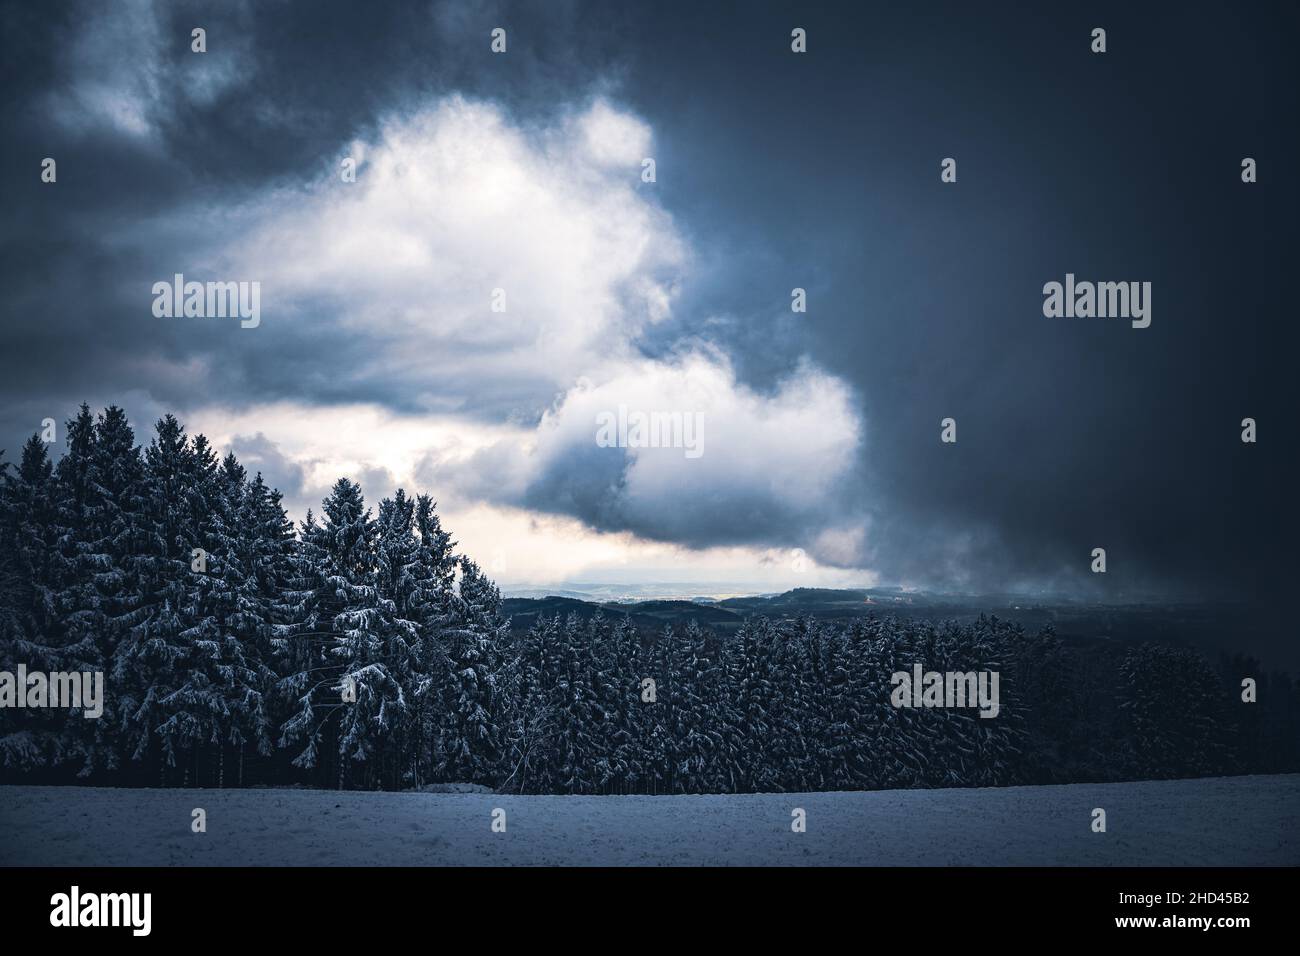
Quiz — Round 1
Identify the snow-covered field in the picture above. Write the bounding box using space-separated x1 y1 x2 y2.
2 774 1296 866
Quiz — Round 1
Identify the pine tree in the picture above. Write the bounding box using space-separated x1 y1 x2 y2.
551 613 603 794
276 479 410 788
591 616 640 794
764 618 815 791
505 613 564 793
371 489 431 788
721 618 775 792
1119 643 1231 779
0 436 67 771
665 620 717 793
401 494 458 788
162 454 280 787
114 414 205 781
426 556 509 785
273 506 329 779
43 406 151 778
47 406 123 775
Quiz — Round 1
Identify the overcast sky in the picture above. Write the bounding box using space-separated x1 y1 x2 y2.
1 0 1295 604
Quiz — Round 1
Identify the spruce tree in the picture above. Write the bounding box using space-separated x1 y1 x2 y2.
277 479 408 788
115 414 204 780
430 556 510 784
0 436 66 771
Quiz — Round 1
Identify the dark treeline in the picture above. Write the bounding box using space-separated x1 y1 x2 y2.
1 405 1297 793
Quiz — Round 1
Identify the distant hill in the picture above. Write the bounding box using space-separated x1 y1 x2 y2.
501 587 981 633
501 596 744 633
500 587 1270 668
501 586 1004 633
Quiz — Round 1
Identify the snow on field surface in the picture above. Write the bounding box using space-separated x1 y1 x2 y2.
2 774 1296 866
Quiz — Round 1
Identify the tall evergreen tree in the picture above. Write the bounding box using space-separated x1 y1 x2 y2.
423 555 508 784
114 414 204 779
277 479 408 788
0 436 68 770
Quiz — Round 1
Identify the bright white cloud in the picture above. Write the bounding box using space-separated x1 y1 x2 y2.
577 99 653 166
183 401 516 516
231 96 684 412
496 348 861 526
161 95 869 586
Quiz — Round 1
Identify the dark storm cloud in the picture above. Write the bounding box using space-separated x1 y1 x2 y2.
599 1 1298 603
432 437 861 555
0 0 626 435
1 0 1296 613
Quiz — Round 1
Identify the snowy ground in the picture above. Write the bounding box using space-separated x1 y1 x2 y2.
2 774 1296 866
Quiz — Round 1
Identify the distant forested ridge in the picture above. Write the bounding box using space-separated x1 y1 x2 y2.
1 406 1297 793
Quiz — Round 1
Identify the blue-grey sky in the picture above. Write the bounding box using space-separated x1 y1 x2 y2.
1 0 1295 606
